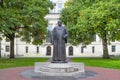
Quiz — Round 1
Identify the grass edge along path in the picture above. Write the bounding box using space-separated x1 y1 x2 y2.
0 58 120 70
0 58 48 69
71 58 120 70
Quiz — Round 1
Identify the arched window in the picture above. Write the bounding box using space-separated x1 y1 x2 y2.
69 46 73 56
46 46 51 56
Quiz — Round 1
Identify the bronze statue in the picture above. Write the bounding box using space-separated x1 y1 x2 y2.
51 20 68 63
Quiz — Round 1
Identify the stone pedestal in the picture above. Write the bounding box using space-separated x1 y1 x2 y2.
34 62 84 76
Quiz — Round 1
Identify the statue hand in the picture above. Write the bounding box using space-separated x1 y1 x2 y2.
62 36 65 39
63 35 67 39
52 42 54 45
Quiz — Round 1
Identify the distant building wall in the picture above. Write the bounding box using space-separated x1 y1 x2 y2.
0 0 120 58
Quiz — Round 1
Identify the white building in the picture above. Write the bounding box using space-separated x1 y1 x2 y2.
0 0 120 58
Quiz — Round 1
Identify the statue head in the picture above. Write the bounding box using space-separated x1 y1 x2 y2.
58 20 62 26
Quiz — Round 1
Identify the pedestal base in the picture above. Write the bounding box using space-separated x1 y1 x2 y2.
51 60 68 63
34 62 84 76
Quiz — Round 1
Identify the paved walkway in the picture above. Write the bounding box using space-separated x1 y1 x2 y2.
0 66 120 80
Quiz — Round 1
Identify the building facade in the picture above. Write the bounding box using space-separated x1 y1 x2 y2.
0 0 120 58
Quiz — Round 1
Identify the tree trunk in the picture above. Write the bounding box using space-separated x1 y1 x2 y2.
102 38 110 59
0 42 1 58
9 34 15 59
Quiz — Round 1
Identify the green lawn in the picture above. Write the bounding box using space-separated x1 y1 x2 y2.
71 58 120 70
0 58 120 70
0 58 48 69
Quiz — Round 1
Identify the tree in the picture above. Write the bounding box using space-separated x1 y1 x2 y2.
0 0 53 58
61 0 120 58
61 0 96 45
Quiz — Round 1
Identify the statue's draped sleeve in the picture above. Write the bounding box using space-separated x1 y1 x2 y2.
64 27 68 43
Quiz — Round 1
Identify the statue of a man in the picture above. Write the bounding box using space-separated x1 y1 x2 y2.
51 20 68 63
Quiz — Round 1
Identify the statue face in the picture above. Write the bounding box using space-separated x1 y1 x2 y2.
58 20 62 26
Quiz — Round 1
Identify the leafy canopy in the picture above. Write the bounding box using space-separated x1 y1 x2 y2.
0 0 53 45
61 0 120 45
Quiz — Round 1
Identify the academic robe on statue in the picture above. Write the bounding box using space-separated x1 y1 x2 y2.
51 26 68 63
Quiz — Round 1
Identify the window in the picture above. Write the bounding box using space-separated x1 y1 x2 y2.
58 9 62 13
69 46 73 56
57 3 62 13
93 35 96 42
111 45 116 52
26 46 28 53
5 45 10 52
58 3 62 9
92 46 95 53
81 47 84 53
46 46 51 56
36 46 39 53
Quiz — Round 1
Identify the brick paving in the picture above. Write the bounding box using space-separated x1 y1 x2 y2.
0 66 120 80
85 67 120 80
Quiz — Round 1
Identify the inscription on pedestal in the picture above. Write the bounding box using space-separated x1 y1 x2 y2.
34 62 85 76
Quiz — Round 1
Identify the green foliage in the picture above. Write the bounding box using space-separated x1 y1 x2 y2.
0 0 53 58
61 0 120 58
77 0 120 42
61 0 120 45
61 0 96 45
0 0 53 44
